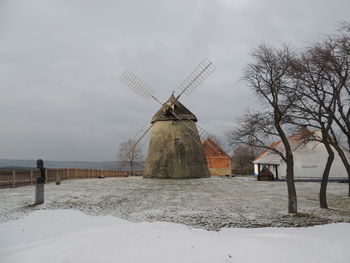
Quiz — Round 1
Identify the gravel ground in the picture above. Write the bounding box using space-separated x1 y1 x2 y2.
0 176 349 230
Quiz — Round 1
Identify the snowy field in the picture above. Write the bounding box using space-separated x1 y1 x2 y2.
0 210 349 263
1 177 350 263
0 176 349 229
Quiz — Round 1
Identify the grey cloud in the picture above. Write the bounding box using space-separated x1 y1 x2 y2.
0 0 349 161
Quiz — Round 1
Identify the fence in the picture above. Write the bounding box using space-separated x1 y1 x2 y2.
0 168 143 188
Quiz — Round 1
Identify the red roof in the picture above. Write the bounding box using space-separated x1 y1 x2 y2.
202 138 230 158
253 141 281 162
253 130 316 163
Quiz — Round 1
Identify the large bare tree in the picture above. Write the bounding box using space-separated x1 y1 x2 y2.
117 139 144 176
290 46 338 208
231 22 350 212
235 44 298 213
333 22 350 152
323 23 350 196
291 22 350 198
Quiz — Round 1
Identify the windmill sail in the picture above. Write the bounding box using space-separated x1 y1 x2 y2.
119 70 156 100
125 123 153 159
131 123 152 148
178 58 216 97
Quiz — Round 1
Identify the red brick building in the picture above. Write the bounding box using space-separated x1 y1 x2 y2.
202 138 232 176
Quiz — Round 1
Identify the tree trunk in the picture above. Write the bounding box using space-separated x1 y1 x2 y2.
285 153 297 213
348 139 350 197
332 143 350 197
130 160 134 176
320 141 334 209
275 119 297 213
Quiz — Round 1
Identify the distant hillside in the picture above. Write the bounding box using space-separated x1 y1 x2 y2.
0 159 144 170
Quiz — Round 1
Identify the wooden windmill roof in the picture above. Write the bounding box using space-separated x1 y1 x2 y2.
151 95 198 123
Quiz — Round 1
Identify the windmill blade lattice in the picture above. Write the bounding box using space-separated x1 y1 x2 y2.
178 58 216 97
131 123 152 148
125 123 153 159
119 70 155 100
196 123 218 143
195 123 224 156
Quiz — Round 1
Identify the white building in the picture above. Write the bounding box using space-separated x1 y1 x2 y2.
253 132 349 181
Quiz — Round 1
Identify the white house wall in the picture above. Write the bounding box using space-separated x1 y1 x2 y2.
254 141 349 180
254 164 259 175
277 142 348 180
292 141 348 179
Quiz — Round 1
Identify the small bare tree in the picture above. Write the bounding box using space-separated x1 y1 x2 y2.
117 139 144 176
231 145 258 175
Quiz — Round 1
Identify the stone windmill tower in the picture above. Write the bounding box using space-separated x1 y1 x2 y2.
119 58 216 179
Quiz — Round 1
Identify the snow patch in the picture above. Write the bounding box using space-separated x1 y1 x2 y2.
0 210 349 263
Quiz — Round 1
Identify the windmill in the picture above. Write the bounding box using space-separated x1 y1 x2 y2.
119 58 217 179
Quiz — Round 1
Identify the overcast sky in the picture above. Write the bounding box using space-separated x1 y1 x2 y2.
1 0 349 161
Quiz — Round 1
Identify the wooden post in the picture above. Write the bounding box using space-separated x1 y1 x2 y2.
30 169 33 185
12 170 16 187
56 169 59 182
45 169 48 183
67 168 69 180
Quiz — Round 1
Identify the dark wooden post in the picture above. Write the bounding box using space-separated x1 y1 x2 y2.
56 169 60 185
35 159 45 204
12 170 16 187
30 169 34 185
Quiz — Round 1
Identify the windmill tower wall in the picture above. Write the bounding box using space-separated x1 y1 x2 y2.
143 120 210 179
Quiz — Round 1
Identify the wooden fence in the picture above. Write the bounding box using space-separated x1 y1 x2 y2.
0 168 143 188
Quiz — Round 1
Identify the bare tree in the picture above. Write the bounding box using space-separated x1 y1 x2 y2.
234 44 298 213
231 145 258 175
290 45 339 208
291 22 350 198
324 23 350 196
230 111 283 152
333 22 350 152
117 139 144 176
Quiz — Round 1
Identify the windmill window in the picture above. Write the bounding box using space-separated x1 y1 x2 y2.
174 138 180 146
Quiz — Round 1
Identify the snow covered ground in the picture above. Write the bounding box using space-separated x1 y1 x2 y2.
0 210 349 263
0 177 349 229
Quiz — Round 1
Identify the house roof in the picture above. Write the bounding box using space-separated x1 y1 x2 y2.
202 138 230 158
151 95 197 123
252 131 315 165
